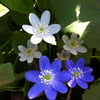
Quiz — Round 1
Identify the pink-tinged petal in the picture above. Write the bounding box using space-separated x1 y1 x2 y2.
28 83 44 99
67 78 76 88
54 71 72 82
75 46 87 53
80 74 94 82
45 85 57 100
76 58 85 68
31 35 42 44
27 56 33 63
82 67 93 74
51 80 68 93
70 33 78 40
27 40 38 50
51 59 62 73
25 70 41 83
22 25 34 34
63 45 78 55
41 10 50 25
29 13 40 27
62 35 69 44
42 34 55 44
76 78 88 89
39 56 51 72
79 40 84 45
48 24 61 34
34 52 42 58
66 59 75 71
18 45 26 52
18 53 27 61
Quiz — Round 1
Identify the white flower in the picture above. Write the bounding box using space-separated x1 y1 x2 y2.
18 40 42 63
22 10 61 45
62 33 87 55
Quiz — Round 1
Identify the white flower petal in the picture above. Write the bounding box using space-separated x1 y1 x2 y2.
48 24 61 34
42 34 55 44
62 35 69 44
27 56 33 63
70 33 78 40
34 52 42 58
63 45 71 51
22 25 34 34
27 40 38 50
41 10 50 25
75 46 87 53
79 40 84 45
31 35 42 44
63 45 77 55
29 13 40 27
18 45 26 52
18 53 27 61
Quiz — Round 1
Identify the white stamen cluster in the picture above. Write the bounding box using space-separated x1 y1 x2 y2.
70 67 83 79
34 23 49 35
39 70 55 85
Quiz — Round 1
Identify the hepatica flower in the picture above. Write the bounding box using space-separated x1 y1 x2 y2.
18 40 42 63
25 56 70 100
57 50 70 61
22 10 61 45
62 33 87 55
66 58 94 89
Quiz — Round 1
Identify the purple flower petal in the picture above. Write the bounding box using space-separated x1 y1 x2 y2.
54 71 71 82
45 85 57 100
28 83 44 99
80 74 94 82
51 80 68 93
39 56 51 72
25 70 41 83
67 78 76 88
51 59 62 73
76 78 88 89
66 60 75 71
76 58 85 68
82 67 93 74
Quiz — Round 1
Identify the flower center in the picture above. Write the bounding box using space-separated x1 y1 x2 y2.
24 48 34 56
35 23 49 35
74 71 79 77
39 70 55 85
69 39 80 48
39 27 44 32
44 74 50 80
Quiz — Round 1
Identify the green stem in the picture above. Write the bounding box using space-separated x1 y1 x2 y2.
91 56 100 59
33 59 39 70
49 44 51 59
0 39 12 50
67 88 72 100
13 56 19 70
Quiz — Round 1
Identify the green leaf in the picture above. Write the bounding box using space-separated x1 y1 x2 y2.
12 31 31 53
50 0 100 50
64 20 90 37
82 81 100 100
1 0 35 14
0 3 9 17
0 63 15 86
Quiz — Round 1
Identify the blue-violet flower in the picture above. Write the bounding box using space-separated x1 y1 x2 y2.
66 58 94 89
25 56 70 100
